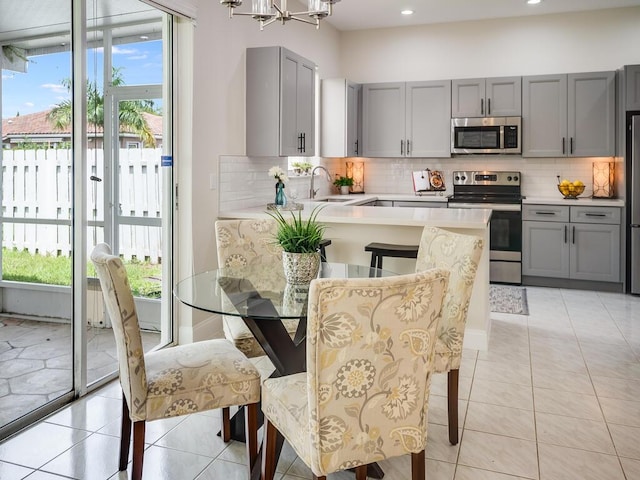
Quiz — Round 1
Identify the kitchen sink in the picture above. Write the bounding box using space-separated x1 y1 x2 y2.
315 197 352 202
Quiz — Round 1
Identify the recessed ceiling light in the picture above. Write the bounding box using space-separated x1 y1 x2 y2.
401 9 414 16
527 0 541 4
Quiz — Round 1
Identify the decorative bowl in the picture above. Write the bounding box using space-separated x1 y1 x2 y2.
557 184 585 199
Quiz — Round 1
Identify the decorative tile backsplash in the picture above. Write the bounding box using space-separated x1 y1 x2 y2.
219 155 621 210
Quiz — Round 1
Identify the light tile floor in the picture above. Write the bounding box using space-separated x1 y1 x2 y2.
0 286 639 480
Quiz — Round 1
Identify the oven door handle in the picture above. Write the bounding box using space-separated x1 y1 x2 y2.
448 202 521 211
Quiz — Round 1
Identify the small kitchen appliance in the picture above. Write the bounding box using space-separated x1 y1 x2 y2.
448 171 523 284
451 117 521 155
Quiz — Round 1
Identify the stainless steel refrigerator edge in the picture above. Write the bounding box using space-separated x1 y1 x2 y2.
628 114 640 294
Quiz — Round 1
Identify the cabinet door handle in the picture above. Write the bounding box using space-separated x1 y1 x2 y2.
562 137 566 154
572 225 575 244
401 140 404 155
564 225 568 243
570 137 574 154
585 213 607 217
298 133 303 153
535 211 557 215
481 98 484 116
302 132 306 153
355 139 358 156
488 98 491 115
407 140 411 155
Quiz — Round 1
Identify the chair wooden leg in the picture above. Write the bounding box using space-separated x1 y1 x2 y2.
447 369 459 445
354 464 368 480
119 395 132 471
244 403 259 471
222 406 231 442
132 420 146 480
411 450 425 480
261 419 278 480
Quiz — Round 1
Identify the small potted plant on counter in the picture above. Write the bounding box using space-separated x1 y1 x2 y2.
333 176 354 195
292 161 313 176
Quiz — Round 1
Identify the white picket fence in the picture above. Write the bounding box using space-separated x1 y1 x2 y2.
1 148 164 263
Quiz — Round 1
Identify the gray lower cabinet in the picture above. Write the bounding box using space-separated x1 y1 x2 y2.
523 205 621 282
522 71 615 157
246 46 315 157
362 80 451 158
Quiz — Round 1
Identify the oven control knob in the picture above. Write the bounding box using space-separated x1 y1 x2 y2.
514 175 519 181
507 176 512 181
455 175 460 181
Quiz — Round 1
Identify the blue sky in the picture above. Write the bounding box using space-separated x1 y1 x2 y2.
2 40 163 119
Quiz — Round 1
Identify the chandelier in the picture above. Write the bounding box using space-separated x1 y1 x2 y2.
220 0 341 30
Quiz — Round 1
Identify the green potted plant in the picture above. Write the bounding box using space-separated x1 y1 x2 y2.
267 206 326 284
333 175 354 194
292 161 313 175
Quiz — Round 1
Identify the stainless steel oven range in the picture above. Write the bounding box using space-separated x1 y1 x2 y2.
448 171 523 285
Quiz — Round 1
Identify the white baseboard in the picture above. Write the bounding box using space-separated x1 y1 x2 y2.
463 327 489 351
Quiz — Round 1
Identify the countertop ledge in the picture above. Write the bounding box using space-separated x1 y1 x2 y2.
523 197 625 207
221 202 491 229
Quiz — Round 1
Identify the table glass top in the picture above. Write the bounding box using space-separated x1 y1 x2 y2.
174 262 395 320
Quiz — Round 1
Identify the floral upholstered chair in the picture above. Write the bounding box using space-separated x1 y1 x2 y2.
415 227 484 445
215 219 299 358
90 243 261 480
260 269 450 480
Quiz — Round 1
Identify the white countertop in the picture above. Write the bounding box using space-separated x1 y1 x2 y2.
221 201 491 229
523 197 625 207
314 193 449 205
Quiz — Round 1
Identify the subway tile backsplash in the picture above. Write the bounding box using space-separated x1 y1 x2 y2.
219 155 619 210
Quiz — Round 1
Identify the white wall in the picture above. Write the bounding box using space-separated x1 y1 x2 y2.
339 7 640 82
190 0 341 269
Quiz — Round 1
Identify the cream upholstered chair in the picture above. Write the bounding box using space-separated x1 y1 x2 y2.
260 269 450 480
215 219 299 357
90 243 261 480
415 227 484 445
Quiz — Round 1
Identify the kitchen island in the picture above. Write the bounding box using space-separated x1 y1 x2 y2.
220 202 492 351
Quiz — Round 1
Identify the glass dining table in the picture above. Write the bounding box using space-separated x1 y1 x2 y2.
174 262 393 479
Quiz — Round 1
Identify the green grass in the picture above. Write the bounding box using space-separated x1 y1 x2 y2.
1 248 162 298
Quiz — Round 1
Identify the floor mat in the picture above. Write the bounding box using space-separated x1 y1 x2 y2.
490 285 529 315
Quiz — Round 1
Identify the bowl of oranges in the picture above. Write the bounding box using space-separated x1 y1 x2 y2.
558 179 585 199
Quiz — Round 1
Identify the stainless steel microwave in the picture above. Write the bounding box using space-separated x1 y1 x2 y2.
451 117 521 155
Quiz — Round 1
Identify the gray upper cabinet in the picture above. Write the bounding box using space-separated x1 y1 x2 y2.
321 79 361 157
523 71 615 157
362 80 451 158
626 64 640 111
246 46 315 157
451 77 521 117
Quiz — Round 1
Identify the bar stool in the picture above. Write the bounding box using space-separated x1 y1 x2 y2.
319 238 332 262
364 242 419 276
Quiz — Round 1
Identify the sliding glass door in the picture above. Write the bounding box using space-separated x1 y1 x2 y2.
0 0 174 439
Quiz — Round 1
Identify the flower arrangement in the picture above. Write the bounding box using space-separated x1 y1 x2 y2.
267 205 326 254
268 165 289 184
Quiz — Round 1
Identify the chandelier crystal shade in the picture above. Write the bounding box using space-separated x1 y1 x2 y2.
221 0 340 30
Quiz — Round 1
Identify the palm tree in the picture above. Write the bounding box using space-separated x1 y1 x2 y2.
48 67 158 147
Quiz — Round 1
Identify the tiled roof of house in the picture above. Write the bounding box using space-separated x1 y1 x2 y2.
2 110 163 137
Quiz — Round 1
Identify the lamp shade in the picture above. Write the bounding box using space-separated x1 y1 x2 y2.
592 162 615 198
346 161 364 193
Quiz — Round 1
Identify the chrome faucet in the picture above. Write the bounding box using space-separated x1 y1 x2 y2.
309 165 332 199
